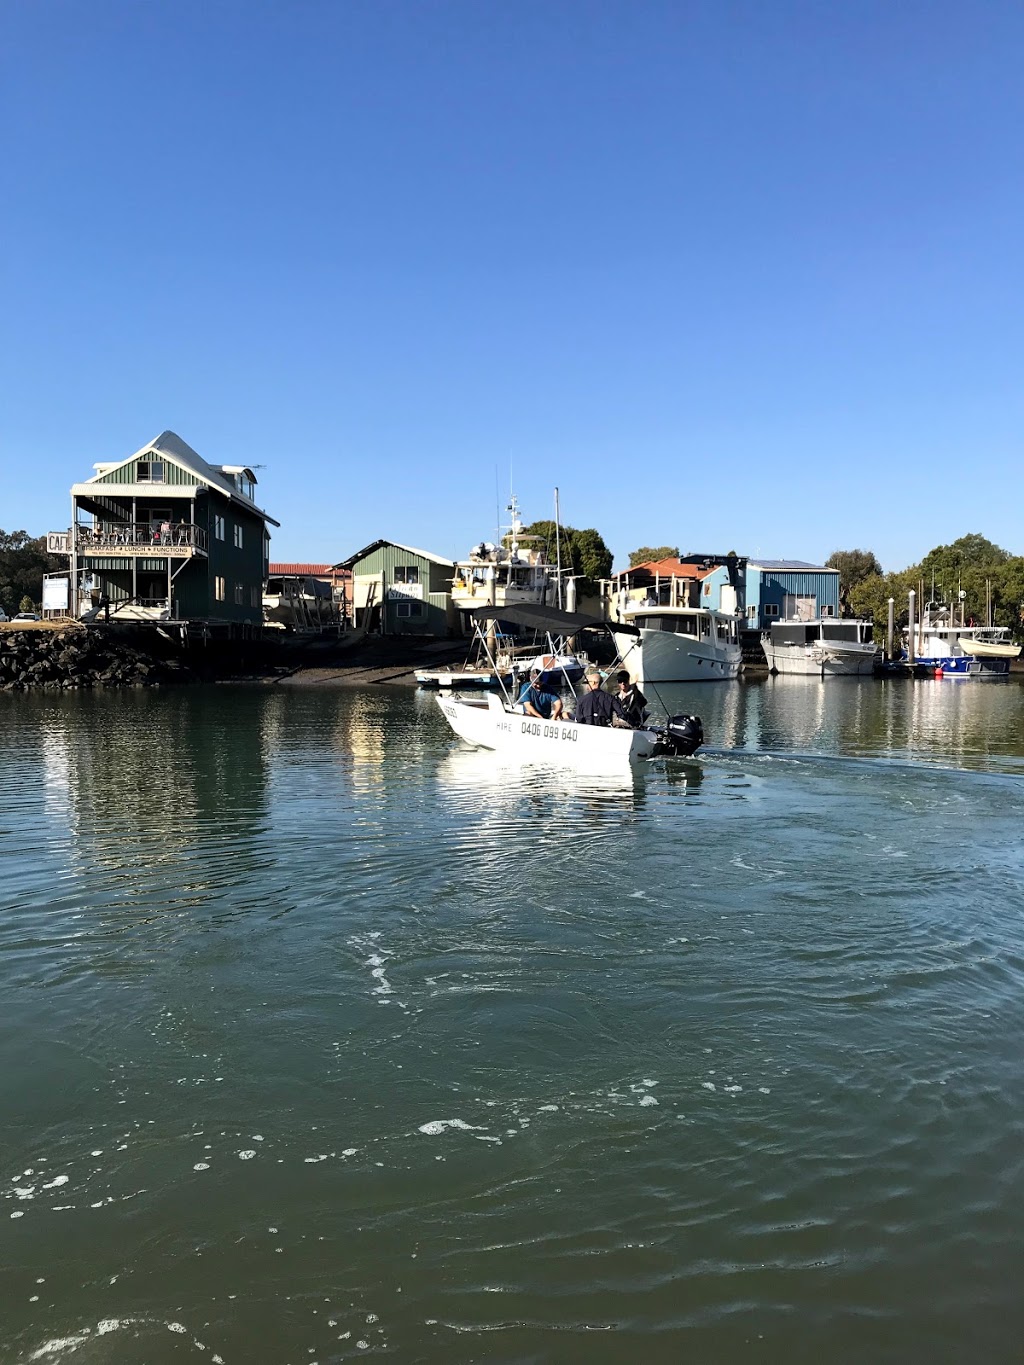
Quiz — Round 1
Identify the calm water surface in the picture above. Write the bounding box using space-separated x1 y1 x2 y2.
2 678 1024 1363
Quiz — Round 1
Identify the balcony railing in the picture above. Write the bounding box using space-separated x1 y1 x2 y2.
74 522 208 555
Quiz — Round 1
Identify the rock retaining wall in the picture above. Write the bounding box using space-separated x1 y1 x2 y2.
0 625 194 690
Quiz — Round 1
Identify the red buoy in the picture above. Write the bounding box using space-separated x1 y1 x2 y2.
934 667 944 678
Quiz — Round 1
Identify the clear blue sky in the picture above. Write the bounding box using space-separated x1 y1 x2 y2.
3 0 1021 572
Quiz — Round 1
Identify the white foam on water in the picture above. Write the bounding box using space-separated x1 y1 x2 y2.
638 1095 659 1107
537 1104 559 1112
11 1210 24 1218
28 1330 92 1359
193 1162 210 1171
42 1175 68 1189
341 1148 359 1157
702 1082 716 1091
417 1119 485 1135
238 1150 257 1160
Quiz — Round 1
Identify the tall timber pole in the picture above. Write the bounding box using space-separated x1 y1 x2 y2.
554 487 563 610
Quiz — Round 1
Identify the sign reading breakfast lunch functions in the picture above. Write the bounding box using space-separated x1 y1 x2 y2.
47 531 70 554
386 582 424 600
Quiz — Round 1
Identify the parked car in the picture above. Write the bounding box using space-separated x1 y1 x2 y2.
13 612 41 621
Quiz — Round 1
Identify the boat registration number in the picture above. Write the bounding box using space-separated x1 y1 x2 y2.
522 720 577 743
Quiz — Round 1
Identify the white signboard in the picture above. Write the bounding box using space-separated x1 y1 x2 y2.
47 531 70 554
386 582 424 600
43 577 69 611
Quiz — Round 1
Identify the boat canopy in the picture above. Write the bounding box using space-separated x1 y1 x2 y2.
468 603 623 635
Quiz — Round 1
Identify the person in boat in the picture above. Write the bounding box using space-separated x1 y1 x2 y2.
517 667 564 721
574 667 628 727
614 671 647 727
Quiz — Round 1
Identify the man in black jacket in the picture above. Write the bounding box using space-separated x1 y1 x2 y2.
615 671 648 727
574 668 628 726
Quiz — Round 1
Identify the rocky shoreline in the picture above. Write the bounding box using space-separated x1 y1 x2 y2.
0 624 469 691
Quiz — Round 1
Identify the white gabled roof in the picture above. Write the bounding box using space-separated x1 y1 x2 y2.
78 430 280 527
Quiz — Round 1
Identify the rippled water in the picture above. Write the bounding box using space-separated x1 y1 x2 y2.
2 678 1024 1363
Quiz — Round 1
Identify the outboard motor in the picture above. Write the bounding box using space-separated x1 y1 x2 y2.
651 714 704 758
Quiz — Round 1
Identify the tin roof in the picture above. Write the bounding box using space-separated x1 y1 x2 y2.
750 559 838 572
269 563 349 577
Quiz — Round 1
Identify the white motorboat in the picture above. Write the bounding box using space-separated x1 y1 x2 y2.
897 603 1019 677
435 693 703 769
961 632 1021 661
761 618 878 676
611 605 742 683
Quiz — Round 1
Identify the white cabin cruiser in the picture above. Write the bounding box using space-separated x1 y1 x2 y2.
761 617 878 676
611 605 742 684
449 495 556 618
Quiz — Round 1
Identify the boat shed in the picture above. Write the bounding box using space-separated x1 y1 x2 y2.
335 540 458 636
746 560 841 629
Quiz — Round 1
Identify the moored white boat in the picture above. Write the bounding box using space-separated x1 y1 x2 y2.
611 605 742 684
761 618 877 676
961 632 1021 660
449 495 556 619
898 603 1019 678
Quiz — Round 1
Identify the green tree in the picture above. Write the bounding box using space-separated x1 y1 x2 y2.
0 530 61 614
628 545 679 567
522 520 613 594
826 548 883 591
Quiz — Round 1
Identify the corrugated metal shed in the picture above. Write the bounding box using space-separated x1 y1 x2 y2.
746 560 840 628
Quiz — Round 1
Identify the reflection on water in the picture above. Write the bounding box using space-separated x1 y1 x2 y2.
2 679 1024 1364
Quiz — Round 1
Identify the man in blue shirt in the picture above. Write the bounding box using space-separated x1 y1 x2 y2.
517 668 563 720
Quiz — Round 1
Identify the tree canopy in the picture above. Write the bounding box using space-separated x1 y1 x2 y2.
0 530 61 614
522 520 613 592
628 545 679 568
839 533 1024 635
826 549 883 591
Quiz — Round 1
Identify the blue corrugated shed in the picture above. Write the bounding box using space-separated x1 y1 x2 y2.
746 560 840 629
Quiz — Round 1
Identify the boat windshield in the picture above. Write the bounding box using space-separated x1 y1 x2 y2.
634 615 699 636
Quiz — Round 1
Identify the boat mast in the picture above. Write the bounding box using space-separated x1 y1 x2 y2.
554 487 563 609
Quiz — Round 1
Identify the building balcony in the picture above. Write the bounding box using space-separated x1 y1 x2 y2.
70 522 208 557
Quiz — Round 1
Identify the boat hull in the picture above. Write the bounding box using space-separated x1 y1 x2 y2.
612 627 741 683
761 642 877 676
436 694 661 766
897 653 1012 678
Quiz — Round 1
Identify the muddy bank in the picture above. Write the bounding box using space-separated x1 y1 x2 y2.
267 637 469 687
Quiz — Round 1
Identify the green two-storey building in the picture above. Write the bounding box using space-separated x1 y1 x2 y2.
61 430 279 625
